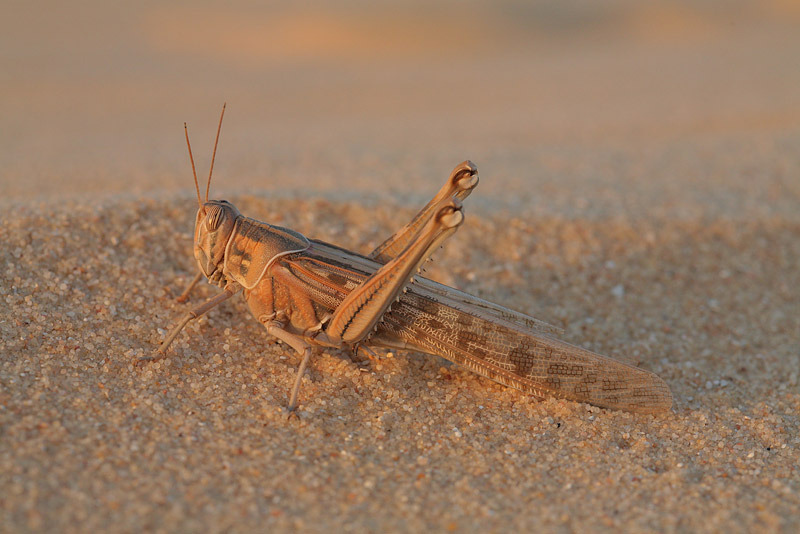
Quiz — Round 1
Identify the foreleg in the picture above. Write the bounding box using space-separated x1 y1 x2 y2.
140 285 239 364
176 272 204 303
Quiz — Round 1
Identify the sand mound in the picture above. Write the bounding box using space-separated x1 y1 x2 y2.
1 194 798 532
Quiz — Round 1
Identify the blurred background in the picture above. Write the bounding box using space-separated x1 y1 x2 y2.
2 0 799 219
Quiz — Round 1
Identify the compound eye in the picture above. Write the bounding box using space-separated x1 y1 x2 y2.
205 204 224 231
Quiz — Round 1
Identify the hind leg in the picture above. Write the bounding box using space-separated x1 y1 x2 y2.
369 161 477 263
326 197 464 346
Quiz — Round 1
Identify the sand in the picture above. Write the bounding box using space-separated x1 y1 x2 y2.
2 2 800 533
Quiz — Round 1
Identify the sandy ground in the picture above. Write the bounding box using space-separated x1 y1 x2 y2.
2 2 800 533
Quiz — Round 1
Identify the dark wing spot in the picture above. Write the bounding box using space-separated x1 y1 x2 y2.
547 363 584 376
508 346 533 376
325 271 350 287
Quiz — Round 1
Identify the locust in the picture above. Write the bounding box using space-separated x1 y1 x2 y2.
141 105 673 416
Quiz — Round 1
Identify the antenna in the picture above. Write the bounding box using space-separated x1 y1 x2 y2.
184 122 203 210
206 102 226 202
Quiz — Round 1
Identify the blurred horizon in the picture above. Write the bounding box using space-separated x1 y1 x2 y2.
1 0 799 219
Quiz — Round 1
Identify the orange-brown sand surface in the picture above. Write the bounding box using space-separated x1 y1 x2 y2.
2 2 799 533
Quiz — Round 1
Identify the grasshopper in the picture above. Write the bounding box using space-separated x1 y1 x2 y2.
142 105 673 415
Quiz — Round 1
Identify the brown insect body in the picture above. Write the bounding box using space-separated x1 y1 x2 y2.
263 238 672 414
147 106 673 416
186 198 672 415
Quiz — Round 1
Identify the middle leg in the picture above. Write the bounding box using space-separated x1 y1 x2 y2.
263 320 314 414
